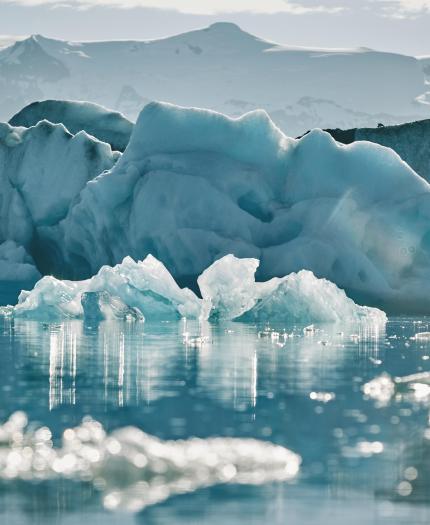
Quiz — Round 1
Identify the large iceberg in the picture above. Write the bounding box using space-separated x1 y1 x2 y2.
5 254 386 324
9 100 133 152
2 101 430 313
42 102 430 313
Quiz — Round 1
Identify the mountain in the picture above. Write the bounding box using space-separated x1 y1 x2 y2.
305 119 430 182
0 24 429 136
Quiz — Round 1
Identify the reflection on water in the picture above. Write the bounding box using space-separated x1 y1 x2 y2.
0 316 429 523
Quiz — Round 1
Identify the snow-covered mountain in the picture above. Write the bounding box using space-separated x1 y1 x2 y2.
2 101 430 313
0 23 429 136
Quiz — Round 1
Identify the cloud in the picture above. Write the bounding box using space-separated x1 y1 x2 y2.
378 0 430 17
3 0 430 18
1 0 344 14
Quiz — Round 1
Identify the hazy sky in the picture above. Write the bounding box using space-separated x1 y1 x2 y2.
1 0 430 56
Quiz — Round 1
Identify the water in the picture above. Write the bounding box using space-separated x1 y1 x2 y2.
0 310 429 524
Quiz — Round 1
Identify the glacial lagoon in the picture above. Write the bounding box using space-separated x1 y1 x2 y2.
0 297 429 524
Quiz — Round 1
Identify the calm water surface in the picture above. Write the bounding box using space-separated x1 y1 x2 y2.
0 299 429 524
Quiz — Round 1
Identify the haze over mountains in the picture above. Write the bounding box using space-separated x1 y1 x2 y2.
1 22 430 137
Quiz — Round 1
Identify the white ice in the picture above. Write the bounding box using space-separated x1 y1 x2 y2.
1 101 430 313
4 254 386 324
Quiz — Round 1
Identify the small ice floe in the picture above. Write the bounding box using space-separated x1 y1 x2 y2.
411 332 430 341
0 412 301 513
362 373 396 405
369 357 382 365
182 332 211 348
303 324 315 335
257 328 290 345
309 392 336 403
363 372 430 405
342 440 384 459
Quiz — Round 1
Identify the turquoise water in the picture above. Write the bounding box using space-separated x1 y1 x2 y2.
0 288 430 523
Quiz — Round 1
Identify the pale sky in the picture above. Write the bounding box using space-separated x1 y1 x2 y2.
1 0 430 56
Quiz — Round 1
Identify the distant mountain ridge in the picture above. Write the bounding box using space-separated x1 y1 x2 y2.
305 119 430 182
0 23 429 136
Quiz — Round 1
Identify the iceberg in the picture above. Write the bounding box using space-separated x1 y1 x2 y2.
198 254 384 323
12 255 201 322
9 100 134 152
1 101 430 313
5 254 386 324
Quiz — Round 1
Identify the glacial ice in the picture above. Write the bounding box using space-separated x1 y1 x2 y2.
13 255 201 322
320 119 430 183
0 119 118 252
9 100 134 152
4 254 386 324
0 412 300 512
2 101 430 313
0 240 40 281
198 254 385 323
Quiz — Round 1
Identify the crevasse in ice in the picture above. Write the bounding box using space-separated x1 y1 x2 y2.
5 254 386 324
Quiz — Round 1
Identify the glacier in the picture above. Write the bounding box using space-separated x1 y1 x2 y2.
2 101 430 312
9 100 133 152
4 254 386 324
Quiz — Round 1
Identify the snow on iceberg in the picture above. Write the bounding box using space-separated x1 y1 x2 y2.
9 99 133 152
6 254 386 324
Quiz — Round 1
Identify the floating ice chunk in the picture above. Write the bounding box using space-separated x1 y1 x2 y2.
0 412 301 512
363 372 430 405
4 253 386 324
198 255 385 324
12 255 201 322
242 270 386 324
411 332 430 341
363 374 396 406
197 254 260 320
81 291 143 322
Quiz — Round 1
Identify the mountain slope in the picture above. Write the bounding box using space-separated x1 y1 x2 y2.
0 24 428 136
